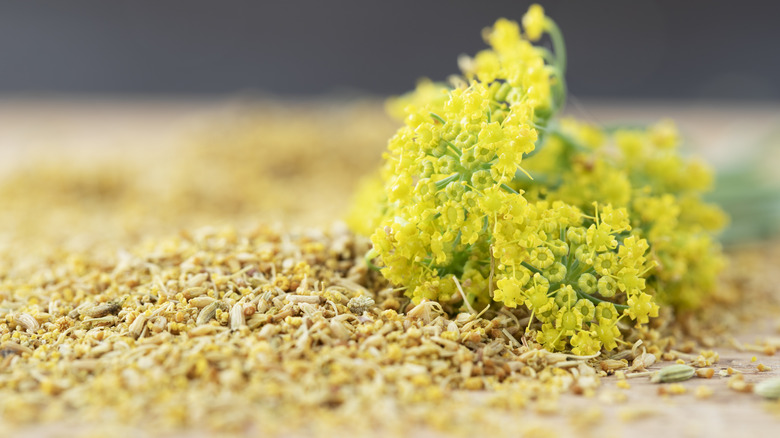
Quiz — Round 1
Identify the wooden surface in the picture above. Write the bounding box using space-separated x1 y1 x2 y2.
1 97 779 438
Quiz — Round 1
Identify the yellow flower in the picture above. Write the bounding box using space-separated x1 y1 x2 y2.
522 4 547 41
537 323 565 351
348 3 715 356
626 292 659 324
571 330 600 356
593 322 620 351
345 174 386 236
649 119 679 150
495 277 525 308
487 18 522 53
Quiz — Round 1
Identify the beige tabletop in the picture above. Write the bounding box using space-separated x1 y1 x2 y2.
1 96 779 438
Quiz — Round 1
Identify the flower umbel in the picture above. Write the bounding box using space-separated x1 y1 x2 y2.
347 4 726 355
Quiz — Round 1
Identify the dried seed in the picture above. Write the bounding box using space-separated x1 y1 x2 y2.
0 342 33 356
188 296 216 309
329 320 351 341
128 314 147 339
247 314 271 330
34 312 52 322
257 323 278 339
242 303 256 316
229 302 246 330
754 377 780 399
188 325 220 337
629 352 656 372
197 301 228 325
651 364 696 383
407 299 444 323
483 339 504 357
149 316 167 333
182 287 207 299
82 302 121 318
430 336 460 352
347 295 375 315
14 312 40 333
286 295 322 305
271 308 293 322
600 359 628 372
89 342 113 357
82 315 118 328
68 303 90 319
728 374 752 392
185 273 209 288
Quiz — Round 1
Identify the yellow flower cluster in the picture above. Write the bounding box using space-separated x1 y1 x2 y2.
517 119 727 310
350 5 665 355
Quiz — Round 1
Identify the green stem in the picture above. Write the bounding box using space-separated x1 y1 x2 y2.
365 250 381 272
545 19 567 74
548 124 589 152
522 122 587 164
520 261 543 275
430 112 446 125
435 173 461 189
575 290 629 311
500 184 519 195
535 46 556 65
523 120 550 160
444 140 462 156
550 67 568 113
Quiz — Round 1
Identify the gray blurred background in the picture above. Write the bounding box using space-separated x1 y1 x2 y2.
0 0 778 100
